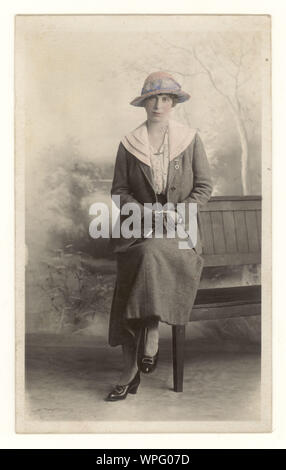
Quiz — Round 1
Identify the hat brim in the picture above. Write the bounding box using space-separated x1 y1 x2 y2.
130 89 190 107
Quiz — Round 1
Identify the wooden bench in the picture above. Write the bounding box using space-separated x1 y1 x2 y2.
172 195 262 392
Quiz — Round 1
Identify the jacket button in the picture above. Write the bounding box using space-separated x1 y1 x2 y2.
170 186 176 191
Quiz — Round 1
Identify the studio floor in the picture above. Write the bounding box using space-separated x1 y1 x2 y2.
24 332 261 425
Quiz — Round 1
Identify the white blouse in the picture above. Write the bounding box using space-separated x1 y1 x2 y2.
149 128 169 195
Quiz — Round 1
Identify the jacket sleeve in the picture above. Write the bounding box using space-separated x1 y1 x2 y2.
182 132 213 206
111 142 146 217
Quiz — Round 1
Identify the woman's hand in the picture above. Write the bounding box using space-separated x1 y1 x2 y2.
164 209 183 225
151 209 183 234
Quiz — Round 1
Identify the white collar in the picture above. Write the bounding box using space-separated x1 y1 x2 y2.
121 119 197 166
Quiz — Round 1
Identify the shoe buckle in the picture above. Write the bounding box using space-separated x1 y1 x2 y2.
142 357 154 365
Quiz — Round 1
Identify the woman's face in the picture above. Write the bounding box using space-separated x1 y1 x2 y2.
144 94 174 122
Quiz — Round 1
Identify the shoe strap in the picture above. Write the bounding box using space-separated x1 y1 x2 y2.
142 356 155 365
114 385 126 393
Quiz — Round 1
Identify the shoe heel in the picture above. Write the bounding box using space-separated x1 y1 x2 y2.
128 382 140 395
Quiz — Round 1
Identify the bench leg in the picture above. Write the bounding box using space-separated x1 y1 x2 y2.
172 325 185 392
137 327 146 366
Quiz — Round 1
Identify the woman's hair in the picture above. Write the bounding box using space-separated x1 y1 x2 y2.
169 94 178 107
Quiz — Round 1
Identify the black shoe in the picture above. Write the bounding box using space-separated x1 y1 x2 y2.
140 349 159 374
106 370 140 402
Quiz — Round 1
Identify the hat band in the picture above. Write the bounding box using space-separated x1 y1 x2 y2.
141 78 181 96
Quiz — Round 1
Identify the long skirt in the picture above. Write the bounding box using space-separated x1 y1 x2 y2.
108 232 204 347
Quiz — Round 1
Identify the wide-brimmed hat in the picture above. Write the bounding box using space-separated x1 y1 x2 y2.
130 71 190 107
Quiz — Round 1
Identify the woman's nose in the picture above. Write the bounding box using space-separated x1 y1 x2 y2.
154 97 162 109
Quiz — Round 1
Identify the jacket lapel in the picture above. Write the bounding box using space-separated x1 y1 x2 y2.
168 119 197 161
121 121 155 192
121 121 151 166
137 160 155 192
166 120 197 192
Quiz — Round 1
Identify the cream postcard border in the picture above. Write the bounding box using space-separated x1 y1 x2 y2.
15 14 272 434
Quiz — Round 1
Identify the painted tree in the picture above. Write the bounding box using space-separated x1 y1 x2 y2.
167 34 261 195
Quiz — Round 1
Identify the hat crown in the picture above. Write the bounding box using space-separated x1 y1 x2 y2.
141 71 181 95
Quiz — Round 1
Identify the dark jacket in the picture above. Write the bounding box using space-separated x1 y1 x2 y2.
110 120 213 254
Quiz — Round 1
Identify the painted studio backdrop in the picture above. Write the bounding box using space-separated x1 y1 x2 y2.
23 18 262 343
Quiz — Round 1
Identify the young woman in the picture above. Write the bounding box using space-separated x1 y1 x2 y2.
106 71 213 401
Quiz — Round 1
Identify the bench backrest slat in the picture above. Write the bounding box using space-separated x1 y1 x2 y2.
200 196 261 267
